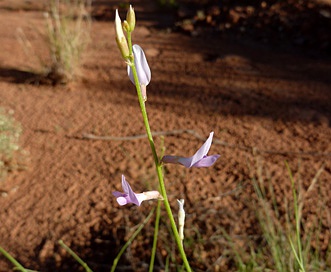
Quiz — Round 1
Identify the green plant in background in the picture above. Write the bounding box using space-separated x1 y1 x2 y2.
224 159 330 272
44 0 91 84
0 108 25 181
157 0 178 8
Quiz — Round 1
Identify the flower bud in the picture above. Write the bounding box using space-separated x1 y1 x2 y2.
122 20 130 33
126 5 136 32
177 199 185 245
115 9 129 59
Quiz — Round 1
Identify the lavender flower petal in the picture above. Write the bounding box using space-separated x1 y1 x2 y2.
191 154 221 168
161 132 220 168
112 175 161 206
127 44 151 86
189 132 214 166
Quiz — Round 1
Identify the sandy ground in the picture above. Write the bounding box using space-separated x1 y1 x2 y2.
0 0 331 271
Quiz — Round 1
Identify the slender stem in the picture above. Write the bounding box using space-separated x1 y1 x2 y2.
127 31 133 57
286 162 305 271
129 60 192 272
110 207 155 272
58 240 93 272
0 246 27 272
149 200 161 272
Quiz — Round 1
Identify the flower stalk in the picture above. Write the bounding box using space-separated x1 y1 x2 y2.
115 7 192 271
127 36 192 272
149 200 161 272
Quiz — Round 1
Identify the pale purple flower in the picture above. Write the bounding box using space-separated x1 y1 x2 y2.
127 44 151 100
161 132 220 168
112 175 162 206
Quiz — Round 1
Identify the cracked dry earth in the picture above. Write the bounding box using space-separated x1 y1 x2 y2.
0 0 331 271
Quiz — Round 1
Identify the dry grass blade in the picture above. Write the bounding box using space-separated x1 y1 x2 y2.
44 0 91 84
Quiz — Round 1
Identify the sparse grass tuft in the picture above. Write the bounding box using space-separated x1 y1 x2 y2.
17 0 91 84
223 158 331 271
0 108 27 181
44 0 91 84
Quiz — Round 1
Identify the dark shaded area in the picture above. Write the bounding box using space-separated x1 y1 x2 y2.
31 208 164 272
91 0 331 54
174 0 331 54
0 67 74 86
0 221 127 272
91 0 177 29
151 81 331 127
0 68 40 84
88 24 331 127
25 0 328 129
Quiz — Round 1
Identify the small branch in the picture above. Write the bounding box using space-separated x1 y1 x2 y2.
82 129 194 141
82 129 331 158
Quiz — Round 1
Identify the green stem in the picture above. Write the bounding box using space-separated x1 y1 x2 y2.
129 58 192 272
127 31 133 57
286 162 305 272
58 240 93 272
0 246 27 272
149 200 161 272
110 207 155 272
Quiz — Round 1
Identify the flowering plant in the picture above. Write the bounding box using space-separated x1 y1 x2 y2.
113 5 220 271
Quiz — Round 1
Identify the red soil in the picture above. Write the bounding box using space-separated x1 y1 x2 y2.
0 0 331 271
